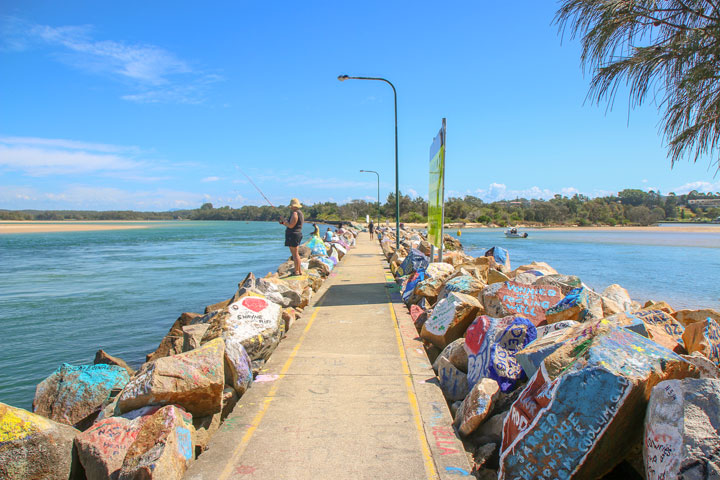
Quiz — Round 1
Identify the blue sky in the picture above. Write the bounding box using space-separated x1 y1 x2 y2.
1 1 719 211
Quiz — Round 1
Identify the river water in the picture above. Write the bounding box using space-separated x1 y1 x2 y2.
1 222 718 409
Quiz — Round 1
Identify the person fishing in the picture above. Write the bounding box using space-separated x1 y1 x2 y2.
279 198 304 276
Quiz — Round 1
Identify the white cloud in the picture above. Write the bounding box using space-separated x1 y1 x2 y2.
474 183 584 202
672 180 720 194
406 188 418 198
642 179 648 183
202 176 220 182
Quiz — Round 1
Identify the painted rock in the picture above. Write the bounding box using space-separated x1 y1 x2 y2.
514 270 545 285
511 261 557 278
438 274 486 301
500 322 695 480
117 338 225 416
634 309 686 353
409 304 428 329
433 337 468 373
600 284 633 316
454 378 500 436
644 378 720 480
465 315 537 392
256 277 302 308
223 335 253 396
402 270 426 303
420 292 482 350
425 261 455 279
545 287 603 324
33 363 130 428
535 320 578 340
484 246 510 271
682 317 720 366
673 308 720 327
0 402 79 480
482 281 564 326
308 256 331 276
118 405 195 480
202 293 284 363
682 352 720 379
94 350 135 376
182 323 210 352
534 274 583 296
436 356 469 401
75 406 159 480
396 248 429 277
146 312 204 362
414 276 447 304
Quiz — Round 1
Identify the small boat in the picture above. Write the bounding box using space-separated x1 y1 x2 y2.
505 227 528 238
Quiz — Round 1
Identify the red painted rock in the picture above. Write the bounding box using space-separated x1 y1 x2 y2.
682 317 720 366
500 322 696 480
33 363 130 429
0 402 80 480
118 405 195 480
454 378 500 436
644 378 720 480
482 281 563 326
116 338 225 417
420 292 482 350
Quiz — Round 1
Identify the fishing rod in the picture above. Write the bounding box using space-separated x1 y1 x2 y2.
239 169 276 208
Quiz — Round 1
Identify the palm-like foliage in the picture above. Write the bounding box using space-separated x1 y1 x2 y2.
556 0 720 171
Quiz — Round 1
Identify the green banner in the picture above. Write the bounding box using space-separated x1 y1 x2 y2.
428 119 446 248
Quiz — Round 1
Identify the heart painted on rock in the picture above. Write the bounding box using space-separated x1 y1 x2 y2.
242 297 268 313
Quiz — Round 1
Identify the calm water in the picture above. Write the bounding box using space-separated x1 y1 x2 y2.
0 221 322 409
1 222 719 410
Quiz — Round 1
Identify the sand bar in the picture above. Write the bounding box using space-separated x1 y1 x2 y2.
402 222 720 233
0 222 150 234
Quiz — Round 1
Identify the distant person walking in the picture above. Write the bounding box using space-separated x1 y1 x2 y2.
280 198 304 276
368 220 374 239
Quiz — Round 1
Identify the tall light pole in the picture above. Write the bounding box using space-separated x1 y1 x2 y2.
359 169 380 226
338 75 400 250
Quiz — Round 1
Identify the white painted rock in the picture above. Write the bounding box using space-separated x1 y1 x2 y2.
420 292 482 350
644 378 720 480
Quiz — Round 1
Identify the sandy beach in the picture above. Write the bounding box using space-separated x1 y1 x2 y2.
0 221 150 234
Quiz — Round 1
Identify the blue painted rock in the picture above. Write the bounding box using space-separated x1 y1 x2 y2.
396 248 429 277
500 322 695 480
402 270 426 303
454 378 500 436
438 274 486 301
545 287 603 324
483 281 564 326
118 405 195 480
465 315 537 393
420 292 482 350
436 356 469 401
33 363 130 428
610 310 686 353
202 293 284 363
117 338 225 417
0 402 79 480
682 317 720 366
644 378 720 480
600 284 633 316
484 246 510 271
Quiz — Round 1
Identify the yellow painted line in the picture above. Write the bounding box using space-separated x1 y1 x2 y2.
385 287 439 480
217 306 321 480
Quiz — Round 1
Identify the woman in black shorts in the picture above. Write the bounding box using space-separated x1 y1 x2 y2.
280 198 304 276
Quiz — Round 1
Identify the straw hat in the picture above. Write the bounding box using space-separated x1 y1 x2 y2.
289 198 302 209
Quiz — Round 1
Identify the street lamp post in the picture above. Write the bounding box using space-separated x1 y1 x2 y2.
338 75 400 250
359 169 380 226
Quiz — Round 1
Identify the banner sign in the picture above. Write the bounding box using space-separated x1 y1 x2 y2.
428 119 446 248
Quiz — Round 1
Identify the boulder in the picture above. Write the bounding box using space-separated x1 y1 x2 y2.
682 352 720 379
465 315 537 393
535 320 579 340
454 379 500 436
147 312 204 361
118 405 194 480
544 287 604 324
443 233 463 251
534 274 583 296
642 300 675 314
673 308 720 327
442 250 473 267
223 335 253 396
436 356 469 401
484 246 510 271
202 293 284 363
433 338 468 373
117 338 225 417
308 256 331 276
513 271 545 285
511 261 557 277
486 269 510 285
256 277 302 308
600 284 633 315
276 259 295 277
413 276 447 304
410 304 428 330
297 244 312 258
33 363 130 429
481 281 564 326
426 261 454 279
644 378 720 480
420 292 483 350
401 270 426 304
438 274 486 301
682 317 720 365
94 350 135 376
500 322 696 480
282 307 297 332
0 402 80 480
396 248 429 277
191 386 239 455
622 309 686 353
182 324 209 352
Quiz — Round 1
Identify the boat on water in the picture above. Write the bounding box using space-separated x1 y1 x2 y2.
505 227 528 238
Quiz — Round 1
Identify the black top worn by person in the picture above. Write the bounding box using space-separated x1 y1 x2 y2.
284 210 304 247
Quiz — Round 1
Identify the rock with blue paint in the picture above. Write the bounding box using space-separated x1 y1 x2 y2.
118 405 195 480
420 292 483 350
436 356 469 401
682 317 720 366
544 286 604 324
401 270 426 304
609 309 687 353
395 248 429 277
465 315 537 393
644 378 720 480
32 363 130 429
117 338 225 417
500 322 696 480
484 246 510 271
0 402 80 480
438 274 486 302
454 378 500 436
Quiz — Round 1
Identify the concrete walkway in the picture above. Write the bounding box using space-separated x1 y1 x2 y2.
184 235 471 480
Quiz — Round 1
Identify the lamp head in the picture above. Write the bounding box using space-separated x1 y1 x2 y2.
360 169 365 172
337 75 349 82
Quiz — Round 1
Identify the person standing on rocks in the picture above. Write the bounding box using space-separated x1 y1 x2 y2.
280 198 304 276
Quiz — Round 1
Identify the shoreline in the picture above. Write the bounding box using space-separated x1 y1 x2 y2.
0 221 152 234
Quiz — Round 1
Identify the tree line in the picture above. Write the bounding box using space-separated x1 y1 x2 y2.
2 189 718 226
